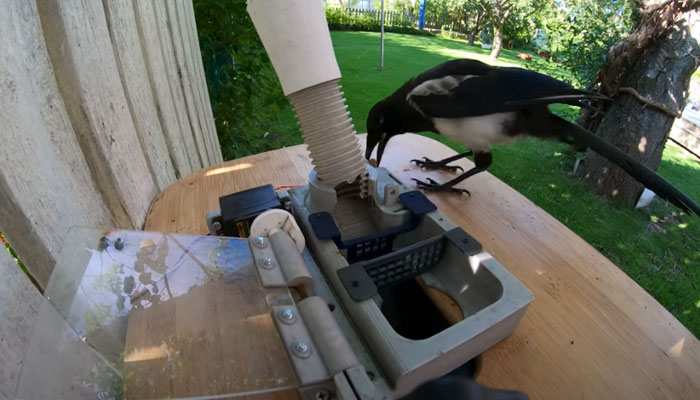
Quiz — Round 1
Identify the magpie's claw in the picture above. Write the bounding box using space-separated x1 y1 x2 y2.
411 178 471 196
410 157 464 173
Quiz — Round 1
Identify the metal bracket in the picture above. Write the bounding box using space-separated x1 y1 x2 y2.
249 235 287 286
271 304 330 385
272 297 376 399
249 232 313 289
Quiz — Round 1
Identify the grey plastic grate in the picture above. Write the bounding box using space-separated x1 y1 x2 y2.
337 228 482 301
365 239 446 288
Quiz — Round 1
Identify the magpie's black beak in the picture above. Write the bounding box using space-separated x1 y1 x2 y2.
365 130 388 165
366 102 388 165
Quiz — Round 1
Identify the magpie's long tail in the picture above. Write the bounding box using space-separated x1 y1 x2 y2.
550 114 700 216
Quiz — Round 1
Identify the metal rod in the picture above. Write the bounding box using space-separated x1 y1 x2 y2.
380 0 384 69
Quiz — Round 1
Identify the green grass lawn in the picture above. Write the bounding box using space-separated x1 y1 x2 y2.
268 31 700 336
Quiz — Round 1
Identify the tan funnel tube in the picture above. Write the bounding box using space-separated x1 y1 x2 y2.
247 0 365 187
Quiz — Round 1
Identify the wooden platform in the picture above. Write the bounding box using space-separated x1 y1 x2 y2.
144 133 700 399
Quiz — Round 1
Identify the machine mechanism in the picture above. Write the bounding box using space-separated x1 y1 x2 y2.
17 1 532 399
204 0 534 397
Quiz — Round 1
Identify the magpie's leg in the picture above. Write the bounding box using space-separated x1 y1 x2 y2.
412 152 492 195
410 150 473 173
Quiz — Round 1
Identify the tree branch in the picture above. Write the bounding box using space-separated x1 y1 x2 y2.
618 87 682 118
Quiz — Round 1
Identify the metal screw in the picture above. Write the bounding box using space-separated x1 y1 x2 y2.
277 308 296 324
314 389 331 400
212 221 222 232
253 236 267 248
114 238 124 250
291 341 311 358
260 257 274 269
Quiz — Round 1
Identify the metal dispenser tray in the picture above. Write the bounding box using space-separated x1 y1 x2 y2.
289 167 534 398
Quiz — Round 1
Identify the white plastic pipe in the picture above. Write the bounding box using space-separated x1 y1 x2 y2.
247 0 340 95
247 0 365 187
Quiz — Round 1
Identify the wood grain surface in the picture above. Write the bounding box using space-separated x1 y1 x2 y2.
144 133 700 399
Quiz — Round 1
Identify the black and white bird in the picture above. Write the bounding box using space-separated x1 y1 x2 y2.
365 58 700 216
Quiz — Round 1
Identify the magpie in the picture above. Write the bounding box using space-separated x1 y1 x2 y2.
365 59 700 216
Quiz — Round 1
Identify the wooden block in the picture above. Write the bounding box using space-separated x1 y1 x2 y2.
182 0 224 164
164 0 210 167
36 0 158 228
103 0 177 191
151 0 202 170
133 0 194 177
0 0 114 286
171 0 217 165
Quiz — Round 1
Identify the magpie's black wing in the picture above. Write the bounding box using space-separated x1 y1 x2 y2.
407 66 604 118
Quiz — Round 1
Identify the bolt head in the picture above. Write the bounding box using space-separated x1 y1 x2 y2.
278 308 296 324
212 221 222 231
114 238 124 250
314 389 331 400
292 341 311 358
253 236 267 248
260 257 274 269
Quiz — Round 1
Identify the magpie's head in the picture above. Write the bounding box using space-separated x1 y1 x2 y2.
365 101 391 165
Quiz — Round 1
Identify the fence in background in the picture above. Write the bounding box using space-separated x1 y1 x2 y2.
344 7 416 26
340 7 472 33
670 117 700 160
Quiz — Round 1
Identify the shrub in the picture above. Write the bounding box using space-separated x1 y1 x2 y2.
325 7 432 36
439 25 469 41
194 0 296 160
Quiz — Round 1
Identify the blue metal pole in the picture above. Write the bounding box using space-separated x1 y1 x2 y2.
418 0 426 30
380 0 385 68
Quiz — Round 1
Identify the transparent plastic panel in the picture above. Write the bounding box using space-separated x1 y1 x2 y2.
18 228 299 400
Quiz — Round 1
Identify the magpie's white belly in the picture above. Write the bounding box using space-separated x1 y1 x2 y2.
432 112 522 152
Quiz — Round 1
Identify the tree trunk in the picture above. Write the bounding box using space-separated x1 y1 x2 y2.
578 10 700 206
490 23 503 58
468 13 482 46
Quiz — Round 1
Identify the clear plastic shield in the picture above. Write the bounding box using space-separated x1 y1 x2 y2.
17 228 299 400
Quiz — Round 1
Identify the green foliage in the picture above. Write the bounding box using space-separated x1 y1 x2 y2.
440 25 470 41
540 0 636 87
193 0 297 160
499 0 549 49
1 232 34 285
391 0 416 14
424 0 451 22
421 0 637 86
425 0 549 50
